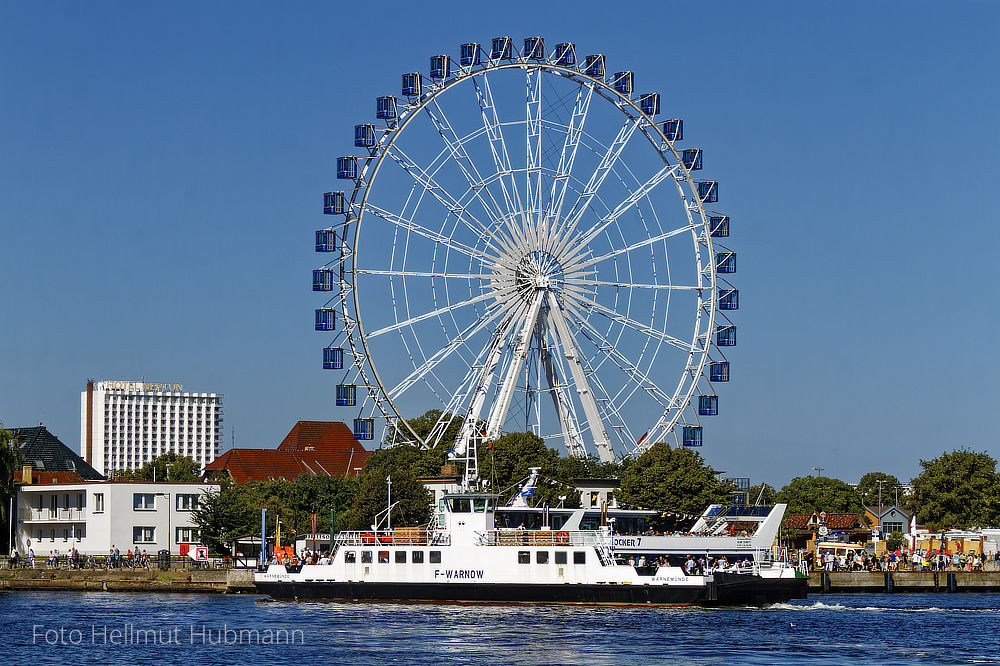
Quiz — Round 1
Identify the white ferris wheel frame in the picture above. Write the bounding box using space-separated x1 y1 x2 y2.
320 46 733 462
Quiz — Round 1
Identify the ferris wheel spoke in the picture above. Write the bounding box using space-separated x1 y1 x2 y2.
565 278 701 291
388 299 509 399
543 83 594 243
571 224 695 272
472 73 523 221
365 204 495 264
547 116 641 259
560 298 672 407
367 288 505 339
574 294 695 353
385 145 497 249
560 163 679 268
424 99 511 232
356 268 492 280
525 67 543 237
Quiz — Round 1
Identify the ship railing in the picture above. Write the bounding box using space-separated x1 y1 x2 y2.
334 527 449 547
478 530 609 548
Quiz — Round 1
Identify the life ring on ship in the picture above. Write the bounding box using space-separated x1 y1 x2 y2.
362 533 376 544
556 531 570 544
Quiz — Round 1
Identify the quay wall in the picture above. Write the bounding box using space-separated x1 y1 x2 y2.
808 571 1000 593
0 568 256 594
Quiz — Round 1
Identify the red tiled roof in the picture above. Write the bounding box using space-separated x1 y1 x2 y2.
782 512 870 531
277 421 357 452
783 514 811 529
202 421 372 483
21 471 86 485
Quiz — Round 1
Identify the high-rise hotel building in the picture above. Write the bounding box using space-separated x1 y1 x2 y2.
81 380 223 476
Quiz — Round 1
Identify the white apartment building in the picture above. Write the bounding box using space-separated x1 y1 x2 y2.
81 379 224 475
15 480 219 556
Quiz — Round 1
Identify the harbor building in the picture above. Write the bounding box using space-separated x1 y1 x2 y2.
14 479 218 556
81 379 223 476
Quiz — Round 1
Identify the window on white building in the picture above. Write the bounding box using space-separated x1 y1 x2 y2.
176 527 199 543
133 493 155 510
133 527 156 543
176 494 199 511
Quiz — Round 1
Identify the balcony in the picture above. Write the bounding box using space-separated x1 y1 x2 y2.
19 508 86 523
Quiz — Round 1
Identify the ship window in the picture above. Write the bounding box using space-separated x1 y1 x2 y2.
473 498 487 513
412 551 424 564
573 551 586 565
344 551 356 563
449 498 472 513
395 551 407 564
555 551 567 565
536 551 549 564
361 551 373 564
378 551 389 563
518 551 530 564
430 551 441 564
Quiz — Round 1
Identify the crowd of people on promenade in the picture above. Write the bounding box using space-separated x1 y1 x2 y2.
812 547 1000 573
7 545 152 569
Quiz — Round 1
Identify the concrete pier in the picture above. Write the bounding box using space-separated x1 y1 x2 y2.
0 568 256 593
809 571 1000 593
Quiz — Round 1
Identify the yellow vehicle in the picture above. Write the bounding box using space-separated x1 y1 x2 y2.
813 541 865 567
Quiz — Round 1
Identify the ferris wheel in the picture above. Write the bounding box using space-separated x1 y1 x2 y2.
312 36 737 462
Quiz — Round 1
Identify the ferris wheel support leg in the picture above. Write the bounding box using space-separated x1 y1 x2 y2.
485 290 546 440
536 311 586 457
545 292 615 463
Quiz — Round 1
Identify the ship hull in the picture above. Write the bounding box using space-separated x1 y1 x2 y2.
255 573 807 606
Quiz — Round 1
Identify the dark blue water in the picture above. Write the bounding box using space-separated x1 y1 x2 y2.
2 591 999 665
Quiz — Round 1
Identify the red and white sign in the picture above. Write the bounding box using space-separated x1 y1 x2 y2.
187 546 209 561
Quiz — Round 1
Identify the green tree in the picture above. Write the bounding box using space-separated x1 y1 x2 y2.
618 443 730 514
886 530 905 551
775 476 864 514
909 450 1000 530
856 472 903 508
0 424 21 551
112 452 202 482
191 480 261 554
405 409 465 450
338 446 439 531
481 432 579 508
747 483 776 506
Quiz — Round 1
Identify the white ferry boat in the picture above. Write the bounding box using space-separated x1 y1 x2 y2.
254 490 808 605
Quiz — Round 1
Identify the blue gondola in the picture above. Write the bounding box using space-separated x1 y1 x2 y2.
323 191 346 215
376 96 397 120
323 347 344 370
336 384 357 407
336 157 357 180
709 215 729 238
682 426 703 447
681 148 702 170
430 55 450 79
354 124 376 148
716 252 736 273
554 43 576 66
663 119 683 141
612 71 633 95
709 361 730 382
698 395 718 416
353 418 375 441
312 270 335 292
315 308 337 330
716 325 737 346
402 73 422 97
523 37 544 60
697 181 718 203
583 54 605 78
315 229 337 253
719 289 739 310
460 43 481 67
491 36 512 60
639 93 660 116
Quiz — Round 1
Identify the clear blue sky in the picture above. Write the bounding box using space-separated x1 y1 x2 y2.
2 1 997 487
